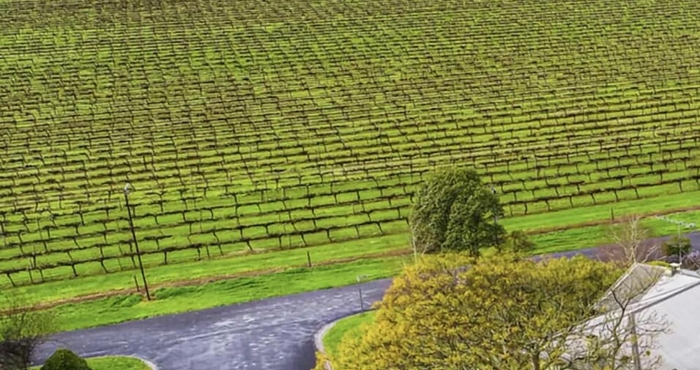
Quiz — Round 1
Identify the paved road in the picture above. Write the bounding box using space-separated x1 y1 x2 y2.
34 232 700 370
34 279 393 370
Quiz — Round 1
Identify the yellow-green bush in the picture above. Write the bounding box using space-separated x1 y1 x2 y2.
331 253 623 370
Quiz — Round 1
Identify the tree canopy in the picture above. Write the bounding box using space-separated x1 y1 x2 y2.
0 293 55 370
330 254 629 370
409 167 505 256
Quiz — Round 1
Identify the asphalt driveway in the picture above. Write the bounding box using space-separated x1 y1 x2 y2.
34 278 392 370
33 232 700 370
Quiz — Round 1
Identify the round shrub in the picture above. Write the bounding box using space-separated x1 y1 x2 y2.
662 235 692 258
41 349 92 370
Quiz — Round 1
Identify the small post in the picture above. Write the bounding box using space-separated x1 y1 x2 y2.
678 225 685 263
611 207 615 221
357 274 368 312
125 183 151 301
133 275 140 292
492 187 500 246
307 251 312 267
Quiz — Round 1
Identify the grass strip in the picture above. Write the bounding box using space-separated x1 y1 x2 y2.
323 312 377 358
10 204 700 313
31 356 151 370
502 191 700 232
3 234 411 309
46 256 408 332
29 207 700 332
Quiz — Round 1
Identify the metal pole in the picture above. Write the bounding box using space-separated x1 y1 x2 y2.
357 275 367 312
125 183 151 301
358 285 364 312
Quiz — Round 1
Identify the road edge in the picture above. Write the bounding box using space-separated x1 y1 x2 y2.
313 318 340 370
313 309 380 370
313 310 371 370
123 355 159 370
84 355 158 370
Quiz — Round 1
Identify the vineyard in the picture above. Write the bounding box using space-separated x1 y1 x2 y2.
1 0 700 289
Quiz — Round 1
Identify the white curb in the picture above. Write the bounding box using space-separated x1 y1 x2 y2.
313 311 376 370
123 355 158 370
313 320 340 370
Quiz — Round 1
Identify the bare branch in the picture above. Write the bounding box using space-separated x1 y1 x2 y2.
548 264 671 370
602 215 662 267
0 292 56 370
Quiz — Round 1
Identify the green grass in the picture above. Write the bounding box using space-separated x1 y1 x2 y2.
500 192 700 232
47 256 407 332
528 210 700 254
31 356 150 370
6 201 700 313
1 233 411 309
323 312 377 358
34 201 697 333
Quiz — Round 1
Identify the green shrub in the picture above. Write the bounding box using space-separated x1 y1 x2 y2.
41 349 91 370
503 230 535 253
662 236 691 258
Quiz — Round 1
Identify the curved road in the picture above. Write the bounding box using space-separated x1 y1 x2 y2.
34 232 700 370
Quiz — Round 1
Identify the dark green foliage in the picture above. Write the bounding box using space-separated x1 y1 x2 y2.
40 349 92 370
409 166 505 256
662 235 691 258
503 230 536 253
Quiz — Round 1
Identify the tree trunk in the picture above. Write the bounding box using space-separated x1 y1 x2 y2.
531 353 541 370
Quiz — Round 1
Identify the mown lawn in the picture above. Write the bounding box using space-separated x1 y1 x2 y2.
32 356 150 370
47 257 406 332
323 312 377 358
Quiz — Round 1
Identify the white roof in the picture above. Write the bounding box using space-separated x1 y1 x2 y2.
576 265 700 370
640 271 700 370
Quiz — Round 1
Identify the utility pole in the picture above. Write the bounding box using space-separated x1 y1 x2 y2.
124 183 151 300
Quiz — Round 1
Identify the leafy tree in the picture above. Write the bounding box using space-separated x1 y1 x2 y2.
501 230 536 253
0 293 56 370
41 349 91 370
329 254 667 370
409 167 505 256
